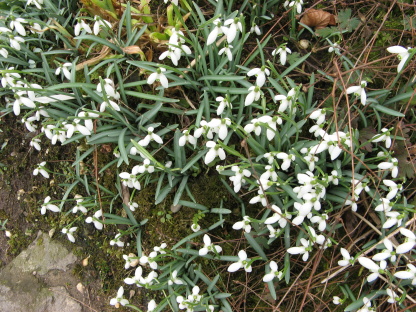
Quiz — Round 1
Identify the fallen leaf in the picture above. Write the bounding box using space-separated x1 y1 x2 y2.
299 9 336 30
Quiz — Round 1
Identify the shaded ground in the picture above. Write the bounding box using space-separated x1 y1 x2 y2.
0 114 108 311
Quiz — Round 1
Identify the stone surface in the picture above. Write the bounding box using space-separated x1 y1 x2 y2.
0 232 82 312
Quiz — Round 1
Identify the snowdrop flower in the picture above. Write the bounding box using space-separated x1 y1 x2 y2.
85 210 103 230
179 129 196 147
23 117 37 132
346 80 368 105
110 233 124 247
218 44 233 61
272 44 292 65
33 161 49 178
164 0 178 5
9 18 27 37
133 159 155 174
40 196 60 215
229 166 251 193
372 128 392 148
216 96 232 115
147 300 157 311
142 271 158 287
265 205 291 228
274 87 297 113
249 189 267 206
345 198 358 212
30 138 41 151
357 257 386 283
159 47 179 66
263 261 283 282
396 228 416 254
309 108 326 125
250 23 261 35
204 140 226 165
328 42 340 54
303 153 318 171
140 251 158 270
259 115 282 140
247 66 270 87
276 152 295 171
245 85 262 106
394 263 416 285
72 195 87 214
267 225 280 238
372 238 396 262
93 16 111 35
214 118 231 140
287 238 311 261
97 78 120 100
295 171 315 197
139 127 163 147
260 165 278 182
378 157 399 178
62 227 77 243
374 198 393 213
383 211 403 229
100 99 120 112
383 179 402 200
263 152 277 164
244 118 262 136
387 45 413 72
357 297 373 312
64 119 92 137
338 248 354 266
119 171 141 190
223 16 243 43
147 67 168 88
351 178 370 198
127 201 138 212
27 0 44 9
332 296 342 305
194 120 214 139
28 60 36 69
13 90 36 116
110 286 129 308
153 242 167 255
9 35 25 50
207 18 225 46
386 288 399 304
191 223 200 232
177 286 202 310
284 0 304 14
199 234 222 256
123 272 149 286
168 270 183 285
233 216 252 233
310 213 328 231
228 250 252 272
55 63 72 80
0 48 8 58
1 67 21 88
327 170 340 185
74 20 92 36
77 110 98 132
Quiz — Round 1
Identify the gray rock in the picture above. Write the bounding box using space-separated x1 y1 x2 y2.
0 232 82 312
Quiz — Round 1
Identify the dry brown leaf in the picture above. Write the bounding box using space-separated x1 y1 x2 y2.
299 9 336 30
122 45 144 55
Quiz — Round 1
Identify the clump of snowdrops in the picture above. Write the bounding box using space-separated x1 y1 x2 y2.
1 0 416 311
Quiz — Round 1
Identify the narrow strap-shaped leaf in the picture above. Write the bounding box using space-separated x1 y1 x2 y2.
244 232 267 260
118 128 129 165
